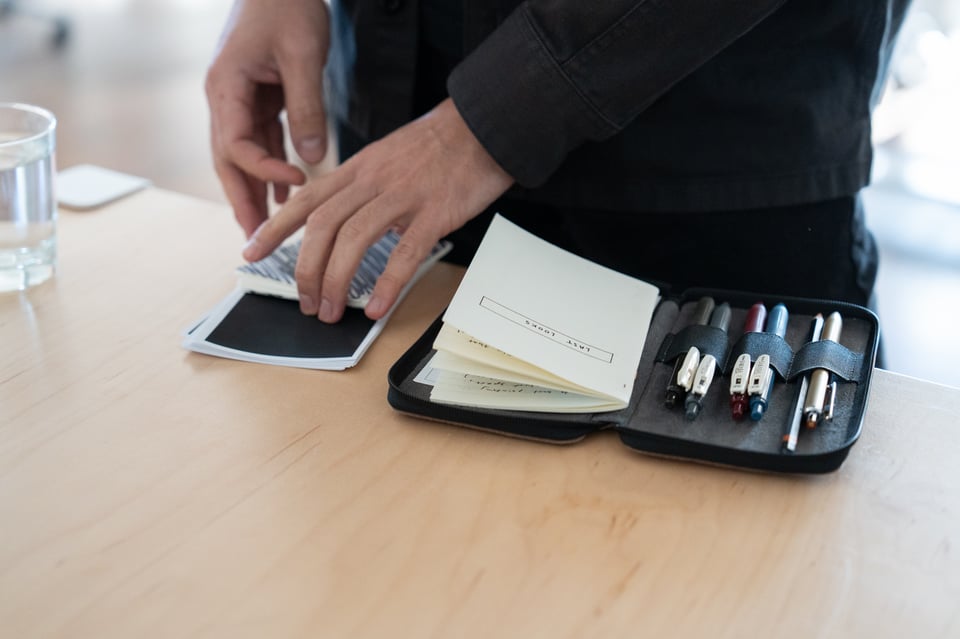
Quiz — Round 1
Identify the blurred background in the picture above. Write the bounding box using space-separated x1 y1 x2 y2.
2 0 958 388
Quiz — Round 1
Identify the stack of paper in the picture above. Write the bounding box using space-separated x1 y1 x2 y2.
183 233 451 370
422 215 660 412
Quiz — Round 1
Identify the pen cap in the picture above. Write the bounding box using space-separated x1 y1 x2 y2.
822 312 843 343
692 296 716 325
708 303 732 332
766 304 789 338
743 303 767 333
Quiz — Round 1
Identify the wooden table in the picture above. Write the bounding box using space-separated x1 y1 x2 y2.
2 189 958 638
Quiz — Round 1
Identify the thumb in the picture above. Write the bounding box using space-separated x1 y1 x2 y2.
282 59 328 165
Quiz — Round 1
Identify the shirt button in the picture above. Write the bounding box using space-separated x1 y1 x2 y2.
379 0 404 14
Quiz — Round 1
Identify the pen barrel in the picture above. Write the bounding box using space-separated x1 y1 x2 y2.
692 297 716 326
805 369 830 414
748 373 776 421
822 312 843 343
664 358 687 408
730 393 749 420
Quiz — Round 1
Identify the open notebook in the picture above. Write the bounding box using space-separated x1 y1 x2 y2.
419 215 660 412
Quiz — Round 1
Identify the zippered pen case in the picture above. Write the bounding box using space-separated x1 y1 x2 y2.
387 289 879 474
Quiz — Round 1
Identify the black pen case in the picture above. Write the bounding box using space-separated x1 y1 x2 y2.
387 289 879 474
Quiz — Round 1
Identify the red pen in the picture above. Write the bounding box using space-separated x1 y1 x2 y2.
730 302 766 420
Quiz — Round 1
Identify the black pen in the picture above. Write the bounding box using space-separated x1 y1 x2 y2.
783 313 824 453
685 302 731 420
664 296 715 408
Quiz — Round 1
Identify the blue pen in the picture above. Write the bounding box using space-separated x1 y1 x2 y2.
749 303 789 421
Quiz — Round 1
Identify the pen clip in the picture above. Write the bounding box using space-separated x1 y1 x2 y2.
747 354 771 396
729 353 751 394
677 347 701 391
691 355 717 397
824 381 837 421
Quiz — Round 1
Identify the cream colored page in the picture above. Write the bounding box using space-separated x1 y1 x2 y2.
441 215 660 405
431 350 583 394
432 324 604 396
429 371 623 413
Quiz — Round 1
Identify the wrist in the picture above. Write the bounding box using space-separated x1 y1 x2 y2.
432 98 515 194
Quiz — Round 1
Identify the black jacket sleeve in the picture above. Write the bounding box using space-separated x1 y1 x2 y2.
448 0 787 187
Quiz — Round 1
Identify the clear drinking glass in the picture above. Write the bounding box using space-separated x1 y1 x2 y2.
0 103 57 292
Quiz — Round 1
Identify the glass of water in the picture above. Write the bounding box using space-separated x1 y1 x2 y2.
0 103 57 292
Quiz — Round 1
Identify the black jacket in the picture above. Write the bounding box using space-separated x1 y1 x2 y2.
327 0 910 212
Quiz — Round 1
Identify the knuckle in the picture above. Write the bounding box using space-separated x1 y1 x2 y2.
337 217 368 244
279 37 323 62
321 270 345 295
203 65 227 100
375 269 405 292
392 238 423 263
391 226 431 265
294 264 318 289
304 210 327 232
287 100 325 122
203 68 217 97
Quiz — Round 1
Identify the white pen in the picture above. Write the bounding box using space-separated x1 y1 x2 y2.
685 354 717 421
683 303 731 421
746 354 773 422
664 297 715 408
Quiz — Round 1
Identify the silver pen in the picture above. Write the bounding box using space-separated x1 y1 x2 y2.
783 314 824 453
802 311 842 429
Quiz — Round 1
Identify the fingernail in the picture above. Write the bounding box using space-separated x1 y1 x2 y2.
242 235 262 261
365 295 387 317
318 297 335 323
299 294 317 315
298 136 325 163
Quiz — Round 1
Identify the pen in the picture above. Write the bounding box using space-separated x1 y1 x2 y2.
665 296 715 408
685 302 731 420
783 313 824 453
803 311 842 429
748 303 789 421
675 346 701 398
730 302 766 420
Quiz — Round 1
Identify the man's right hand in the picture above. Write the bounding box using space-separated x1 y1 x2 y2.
205 0 331 237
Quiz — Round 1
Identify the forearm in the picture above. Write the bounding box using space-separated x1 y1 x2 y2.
449 0 786 187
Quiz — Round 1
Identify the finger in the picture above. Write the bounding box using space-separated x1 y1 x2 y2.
229 137 305 187
242 166 355 262
292 183 381 316
277 50 328 164
364 222 437 320
209 88 267 236
291 212 336 316
212 87 306 188
318 193 412 323
265 115 290 204
215 159 268 237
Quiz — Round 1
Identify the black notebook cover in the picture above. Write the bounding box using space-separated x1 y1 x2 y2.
205 293 375 359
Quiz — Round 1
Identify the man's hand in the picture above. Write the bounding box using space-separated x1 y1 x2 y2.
205 0 330 237
242 98 515 323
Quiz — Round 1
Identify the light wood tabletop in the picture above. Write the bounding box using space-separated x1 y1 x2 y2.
2 188 958 639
